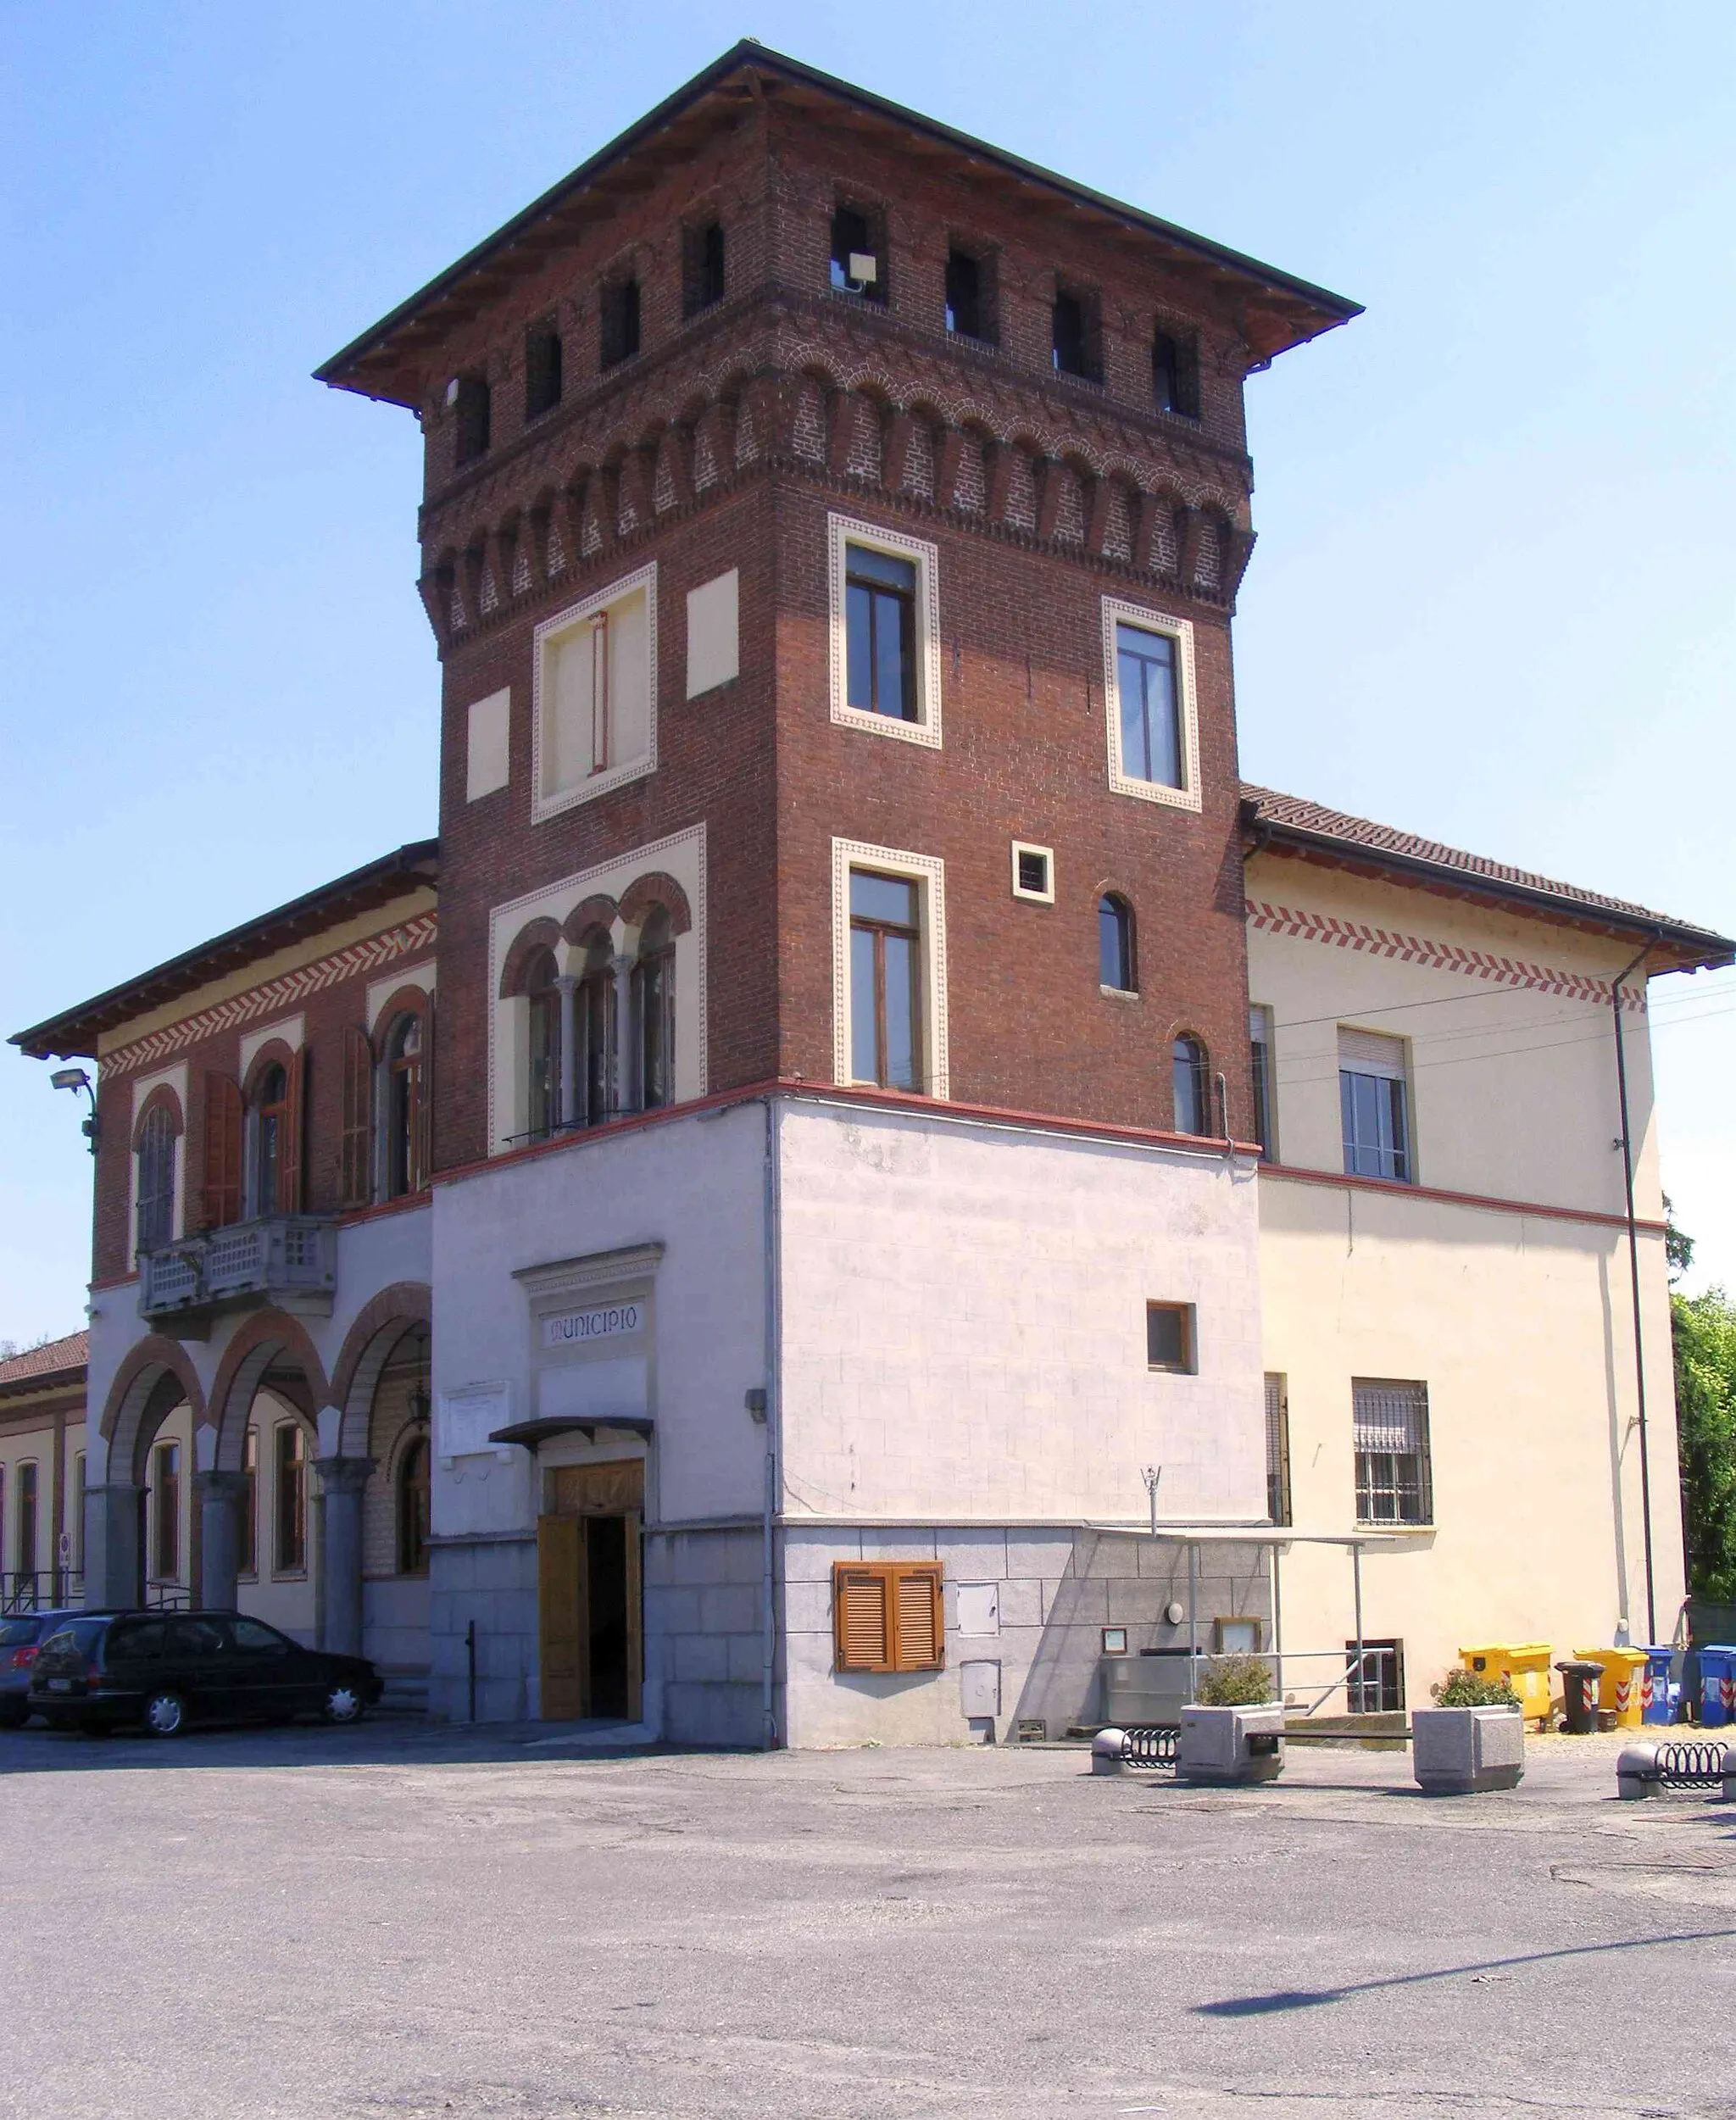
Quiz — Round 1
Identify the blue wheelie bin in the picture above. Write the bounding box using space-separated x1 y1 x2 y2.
1641 1645 1674 1725
1699 1645 1736 1728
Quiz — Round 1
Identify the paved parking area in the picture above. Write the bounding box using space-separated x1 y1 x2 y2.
0 1719 1731 2118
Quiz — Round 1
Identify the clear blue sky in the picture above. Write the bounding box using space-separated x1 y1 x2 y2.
5 3 1734 1344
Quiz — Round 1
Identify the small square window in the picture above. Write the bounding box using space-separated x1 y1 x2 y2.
1102 1626 1129 1656
1010 842 1054 904
1146 1301 1194 1374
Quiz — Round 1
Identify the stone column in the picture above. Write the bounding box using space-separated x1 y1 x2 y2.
85 1483 144 1608
315 1457 375 1656
556 975 577 1131
195 1470 250 1612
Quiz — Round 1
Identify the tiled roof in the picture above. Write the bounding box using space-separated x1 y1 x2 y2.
1242 785 1733 956
0 1330 88 1393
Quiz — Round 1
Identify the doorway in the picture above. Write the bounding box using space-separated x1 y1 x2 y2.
537 1458 643 1722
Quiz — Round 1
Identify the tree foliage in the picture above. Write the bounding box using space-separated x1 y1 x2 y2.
1672 1286 1736 1603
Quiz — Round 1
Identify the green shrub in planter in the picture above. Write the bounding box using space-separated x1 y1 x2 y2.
1431 1667 1520 1710
1194 1653 1273 1706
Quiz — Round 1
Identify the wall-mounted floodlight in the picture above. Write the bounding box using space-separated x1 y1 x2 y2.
50 1066 98 1154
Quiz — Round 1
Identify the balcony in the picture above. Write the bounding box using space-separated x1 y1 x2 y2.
139 1216 337 1333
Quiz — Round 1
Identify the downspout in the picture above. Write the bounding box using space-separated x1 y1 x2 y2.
1611 938 1659 1646
760 1095 782 1749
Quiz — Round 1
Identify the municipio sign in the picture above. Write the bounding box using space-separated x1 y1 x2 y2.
542 1300 643 1350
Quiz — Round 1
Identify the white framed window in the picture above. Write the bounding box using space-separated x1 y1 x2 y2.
831 837 949 1099
531 562 657 822
1339 1027 1411 1182
1101 595 1200 811
1010 841 1054 904
828 515 943 749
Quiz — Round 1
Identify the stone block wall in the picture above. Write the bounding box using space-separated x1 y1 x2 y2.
646 1524 765 1749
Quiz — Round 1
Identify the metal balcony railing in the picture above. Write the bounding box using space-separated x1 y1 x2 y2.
139 1216 337 1323
1 1569 84 1614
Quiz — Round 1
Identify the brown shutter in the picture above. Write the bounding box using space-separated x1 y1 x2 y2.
538 1514 588 1719
280 1046 309 1213
338 1027 373 1209
892 1565 944 1672
199 1074 242 1230
833 1564 892 1673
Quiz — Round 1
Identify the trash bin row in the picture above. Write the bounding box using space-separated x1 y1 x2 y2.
1461 1640 1736 1728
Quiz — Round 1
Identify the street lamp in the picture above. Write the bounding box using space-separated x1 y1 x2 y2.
50 1066 98 1154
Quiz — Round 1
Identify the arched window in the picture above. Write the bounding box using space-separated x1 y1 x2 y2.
632 907 676 1111
250 1063 289 1216
525 949 563 1141
136 1102 177 1255
1099 895 1135 992
578 935 616 1125
383 1010 426 1198
1171 1034 1210 1136
397 1432 431 1577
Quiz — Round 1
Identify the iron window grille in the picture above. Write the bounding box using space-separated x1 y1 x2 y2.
1345 1638 1405 1714
1353 1378 1433 1526
1264 1372 1292 1527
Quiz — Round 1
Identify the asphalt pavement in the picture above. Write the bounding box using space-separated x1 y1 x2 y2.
0 1718 1730 2118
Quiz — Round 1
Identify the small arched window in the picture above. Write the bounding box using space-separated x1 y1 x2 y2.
1171 1033 1210 1136
383 1011 426 1199
136 1102 177 1255
251 1063 289 1216
1099 895 1135 992
525 949 563 1141
633 907 676 1112
579 935 616 1126
397 1432 430 1577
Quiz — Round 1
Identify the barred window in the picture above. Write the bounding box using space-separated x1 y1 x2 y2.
1352 1378 1432 1526
1265 1372 1291 1527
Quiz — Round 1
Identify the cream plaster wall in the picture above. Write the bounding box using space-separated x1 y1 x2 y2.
777 1100 1267 1526
0 1414 85 1581
1244 853 1673 1217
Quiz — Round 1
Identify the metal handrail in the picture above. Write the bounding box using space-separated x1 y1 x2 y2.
0 1568 85 1614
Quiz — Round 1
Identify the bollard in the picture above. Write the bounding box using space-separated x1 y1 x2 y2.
1616 1741 1661 1800
1091 1727 1128 1776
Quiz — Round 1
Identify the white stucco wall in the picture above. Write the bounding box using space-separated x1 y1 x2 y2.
776 1099 1266 1527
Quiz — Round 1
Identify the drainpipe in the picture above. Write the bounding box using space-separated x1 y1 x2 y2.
1611 938 1660 1646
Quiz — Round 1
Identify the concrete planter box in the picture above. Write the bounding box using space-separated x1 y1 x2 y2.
1177 1703 1285 1784
1412 1705 1524 1794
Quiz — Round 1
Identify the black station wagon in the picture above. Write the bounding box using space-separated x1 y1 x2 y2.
29 1610 382 1738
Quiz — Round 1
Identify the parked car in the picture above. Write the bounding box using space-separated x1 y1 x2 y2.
28 1611 382 1737
0 1609 86 1728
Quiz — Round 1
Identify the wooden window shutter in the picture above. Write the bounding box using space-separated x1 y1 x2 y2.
833 1564 892 1673
892 1565 944 1672
280 1046 309 1213
413 994 433 1190
200 1074 242 1230
338 1027 373 1210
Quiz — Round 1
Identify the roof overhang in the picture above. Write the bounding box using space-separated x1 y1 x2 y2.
491 1417 654 1451
317 42 1360 409
9 838 439 1062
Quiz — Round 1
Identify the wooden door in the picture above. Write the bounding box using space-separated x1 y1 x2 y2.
624 1508 643 1722
537 1514 588 1720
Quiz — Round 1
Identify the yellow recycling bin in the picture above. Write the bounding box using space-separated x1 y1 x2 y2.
1574 1646 1650 1728
1459 1643 1554 1728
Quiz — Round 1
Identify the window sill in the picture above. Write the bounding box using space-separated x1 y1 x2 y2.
1353 1522 1434 1535
270 1570 309 1584
1099 984 1140 1003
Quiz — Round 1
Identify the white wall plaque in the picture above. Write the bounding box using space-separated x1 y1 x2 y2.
542 1300 644 1350
438 1381 513 1463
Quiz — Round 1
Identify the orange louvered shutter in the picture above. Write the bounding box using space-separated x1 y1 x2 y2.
338 1027 373 1209
833 1565 892 1673
892 1565 944 1672
200 1074 242 1229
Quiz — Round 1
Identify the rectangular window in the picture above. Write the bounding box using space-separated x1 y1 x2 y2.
452 374 490 465
832 1561 944 1673
1146 1302 1195 1374
1116 621 1182 787
1249 1004 1277 1160
1339 1029 1411 1182
524 322 563 420
600 275 641 368
1010 842 1054 904
151 1441 179 1583
683 219 726 316
845 543 917 721
1052 286 1100 381
1152 328 1200 418
829 202 884 301
275 1422 307 1573
240 1426 258 1577
849 871 923 1093
1265 1372 1292 1527
1345 1637 1406 1715
1353 1379 1433 1526
532 564 658 819
944 246 994 342
18 1461 38 1580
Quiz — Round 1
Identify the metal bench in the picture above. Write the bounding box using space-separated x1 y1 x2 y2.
1616 1739 1736 1800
